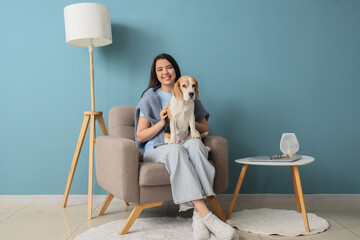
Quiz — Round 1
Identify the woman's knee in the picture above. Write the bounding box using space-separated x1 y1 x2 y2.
167 144 188 156
185 139 204 148
165 144 192 169
184 139 207 153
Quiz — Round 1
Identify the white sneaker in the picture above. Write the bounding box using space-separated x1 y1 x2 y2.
192 211 210 240
203 212 236 240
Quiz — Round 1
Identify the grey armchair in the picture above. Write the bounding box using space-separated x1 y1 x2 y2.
95 106 229 235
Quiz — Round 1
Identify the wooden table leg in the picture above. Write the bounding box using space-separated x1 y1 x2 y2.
227 164 248 220
291 166 310 232
291 167 301 213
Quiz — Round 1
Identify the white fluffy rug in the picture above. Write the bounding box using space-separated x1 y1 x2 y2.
227 208 329 236
75 216 239 240
75 209 329 239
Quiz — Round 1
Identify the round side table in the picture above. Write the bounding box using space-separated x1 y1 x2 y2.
226 155 315 232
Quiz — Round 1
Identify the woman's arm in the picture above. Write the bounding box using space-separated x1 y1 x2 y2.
136 117 166 143
136 106 168 143
196 118 209 134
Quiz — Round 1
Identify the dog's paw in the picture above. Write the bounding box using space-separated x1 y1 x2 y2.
191 130 200 139
205 146 211 152
168 138 176 144
164 138 170 144
200 132 209 139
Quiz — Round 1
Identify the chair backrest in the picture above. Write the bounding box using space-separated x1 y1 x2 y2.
108 106 136 140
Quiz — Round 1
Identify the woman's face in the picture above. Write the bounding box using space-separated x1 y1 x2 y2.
155 59 176 87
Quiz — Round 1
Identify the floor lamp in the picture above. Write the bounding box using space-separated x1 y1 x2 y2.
62 3 112 220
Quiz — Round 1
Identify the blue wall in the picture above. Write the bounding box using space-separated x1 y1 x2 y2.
1 0 359 195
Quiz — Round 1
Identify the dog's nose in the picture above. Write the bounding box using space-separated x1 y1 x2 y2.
189 92 194 98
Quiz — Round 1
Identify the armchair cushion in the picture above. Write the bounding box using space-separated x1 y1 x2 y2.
139 162 170 187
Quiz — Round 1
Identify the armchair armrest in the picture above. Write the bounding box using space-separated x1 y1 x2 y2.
203 136 229 194
95 136 140 204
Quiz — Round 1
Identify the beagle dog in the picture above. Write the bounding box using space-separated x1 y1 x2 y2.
164 76 209 147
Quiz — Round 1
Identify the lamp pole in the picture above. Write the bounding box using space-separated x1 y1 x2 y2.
89 44 95 112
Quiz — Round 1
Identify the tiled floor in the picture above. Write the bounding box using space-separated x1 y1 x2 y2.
0 194 359 240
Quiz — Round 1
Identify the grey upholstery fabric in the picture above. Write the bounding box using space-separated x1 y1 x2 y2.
139 162 171 187
109 106 136 140
95 136 140 204
203 136 229 194
140 185 173 204
95 106 229 205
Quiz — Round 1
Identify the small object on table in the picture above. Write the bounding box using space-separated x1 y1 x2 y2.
280 133 300 156
249 155 302 162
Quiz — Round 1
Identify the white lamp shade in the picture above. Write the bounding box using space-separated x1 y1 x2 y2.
64 3 112 47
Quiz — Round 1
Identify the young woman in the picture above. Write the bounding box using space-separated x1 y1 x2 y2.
135 53 236 240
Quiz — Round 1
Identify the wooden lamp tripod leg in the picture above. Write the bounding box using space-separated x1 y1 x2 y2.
62 112 109 218
96 114 108 136
62 114 90 208
87 114 96 219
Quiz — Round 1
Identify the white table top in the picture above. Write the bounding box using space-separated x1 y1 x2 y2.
235 155 315 166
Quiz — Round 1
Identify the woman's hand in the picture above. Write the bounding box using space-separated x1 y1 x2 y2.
160 106 168 126
137 107 169 143
195 118 209 134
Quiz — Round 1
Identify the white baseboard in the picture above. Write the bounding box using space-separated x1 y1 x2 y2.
0 194 359 204
0 195 124 205
220 193 360 202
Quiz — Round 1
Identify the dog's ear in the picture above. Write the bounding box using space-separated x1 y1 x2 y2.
195 79 199 100
173 80 182 100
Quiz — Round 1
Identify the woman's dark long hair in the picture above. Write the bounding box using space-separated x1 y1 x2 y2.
141 53 181 98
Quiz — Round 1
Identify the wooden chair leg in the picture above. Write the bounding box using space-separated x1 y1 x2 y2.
227 164 248 219
120 202 163 235
291 167 301 213
98 193 114 216
206 196 226 222
292 166 310 232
